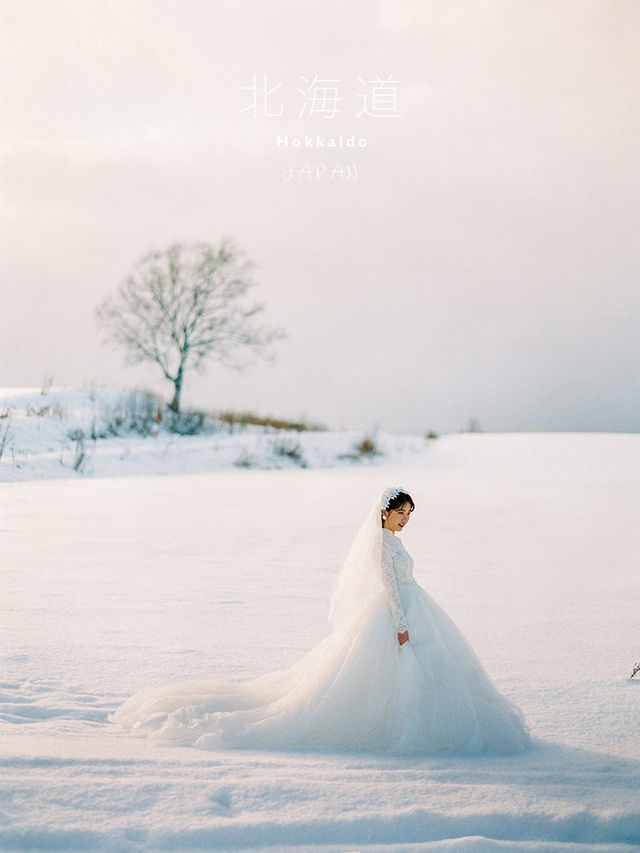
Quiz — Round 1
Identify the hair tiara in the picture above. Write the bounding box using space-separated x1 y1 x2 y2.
381 486 408 510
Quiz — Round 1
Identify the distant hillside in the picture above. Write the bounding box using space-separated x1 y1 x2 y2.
0 387 430 482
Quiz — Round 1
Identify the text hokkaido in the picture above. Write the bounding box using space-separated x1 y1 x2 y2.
276 135 368 148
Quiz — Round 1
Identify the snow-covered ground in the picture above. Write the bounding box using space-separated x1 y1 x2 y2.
1 389 638 852
0 387 426 481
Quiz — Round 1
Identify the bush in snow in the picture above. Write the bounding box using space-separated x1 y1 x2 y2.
338 434 383 462
233 448 257 468
0 406 13 463
25 401 66 419
100 390 162 437
164 408 209 436
272 438 306 467
66 428 91 473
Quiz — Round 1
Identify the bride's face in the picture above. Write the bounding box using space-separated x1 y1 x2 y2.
383 502 412 533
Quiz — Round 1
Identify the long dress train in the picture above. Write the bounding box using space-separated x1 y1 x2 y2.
110 527 530 755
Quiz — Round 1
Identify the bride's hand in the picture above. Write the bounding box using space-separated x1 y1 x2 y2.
398 630 409 645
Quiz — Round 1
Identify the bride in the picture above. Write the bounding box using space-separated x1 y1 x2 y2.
110 486 530 754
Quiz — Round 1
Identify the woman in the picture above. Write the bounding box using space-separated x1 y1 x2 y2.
110 486 530 754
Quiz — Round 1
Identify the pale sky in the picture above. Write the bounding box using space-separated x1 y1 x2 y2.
2 0 639 433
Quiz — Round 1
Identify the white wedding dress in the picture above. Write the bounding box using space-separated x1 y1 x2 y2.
111 490 530 755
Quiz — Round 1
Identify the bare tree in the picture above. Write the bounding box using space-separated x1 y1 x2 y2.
96 239 286 413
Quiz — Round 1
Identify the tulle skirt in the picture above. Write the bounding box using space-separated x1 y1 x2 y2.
110 582 530 755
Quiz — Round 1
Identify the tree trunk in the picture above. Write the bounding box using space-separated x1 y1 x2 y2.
169 369 183 413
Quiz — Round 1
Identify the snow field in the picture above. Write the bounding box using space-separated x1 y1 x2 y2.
1 394 638 851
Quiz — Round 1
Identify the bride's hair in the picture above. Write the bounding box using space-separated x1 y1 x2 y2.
384 491 415 514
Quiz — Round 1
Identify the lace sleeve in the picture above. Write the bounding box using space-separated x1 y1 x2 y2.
380 539 408 634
